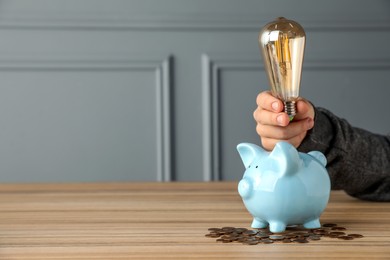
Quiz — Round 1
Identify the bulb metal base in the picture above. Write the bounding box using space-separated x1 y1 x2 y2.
284 101 297 121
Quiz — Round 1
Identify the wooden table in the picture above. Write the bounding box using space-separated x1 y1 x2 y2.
0 182 389 259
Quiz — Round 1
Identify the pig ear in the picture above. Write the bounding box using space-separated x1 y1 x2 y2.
308 151 327 167
269 142 300 176
237 143 267 168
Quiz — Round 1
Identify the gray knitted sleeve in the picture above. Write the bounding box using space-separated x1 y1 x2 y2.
298 107 390 201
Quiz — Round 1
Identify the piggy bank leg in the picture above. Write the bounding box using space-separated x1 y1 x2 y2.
303 218 321 229
251 218 268 229
269 221 287 233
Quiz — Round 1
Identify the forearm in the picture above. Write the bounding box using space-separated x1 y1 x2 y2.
299 107 390 201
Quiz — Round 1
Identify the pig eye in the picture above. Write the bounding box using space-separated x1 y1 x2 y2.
256 166 258 168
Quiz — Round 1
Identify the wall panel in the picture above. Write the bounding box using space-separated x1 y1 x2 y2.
0 56 172 182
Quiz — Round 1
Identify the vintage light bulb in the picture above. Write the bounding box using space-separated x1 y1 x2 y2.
259 17 306 120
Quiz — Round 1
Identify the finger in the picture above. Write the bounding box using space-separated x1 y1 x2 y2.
256 118 313 140
256 91 284 112
293 98 315 121
260 138 276 151
254 108 290 127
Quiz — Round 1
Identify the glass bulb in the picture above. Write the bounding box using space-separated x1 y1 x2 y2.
259 17 306 120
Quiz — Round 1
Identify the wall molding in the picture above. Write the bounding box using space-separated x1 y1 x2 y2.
201 54 261 181
155 56 174 182
0 11 389 31
0 54 174 182
202 53 390 181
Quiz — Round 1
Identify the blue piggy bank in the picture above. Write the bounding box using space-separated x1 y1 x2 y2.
237 142 330 233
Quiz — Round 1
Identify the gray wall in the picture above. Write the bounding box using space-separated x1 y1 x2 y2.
0 0 389 182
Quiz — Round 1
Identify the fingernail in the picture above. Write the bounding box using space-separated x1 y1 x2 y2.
277 114 284 125
271 101 279 111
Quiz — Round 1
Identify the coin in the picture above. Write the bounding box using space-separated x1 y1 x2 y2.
348 234 364 238
243 230 258 236
285 234 297 239
295 238 309 243
244 240 259 245
338 235 354 240
330 231 346 236
242 239 259 245
292 231 310 237
308 235 321 240
222 226 235 230
312 229 327 235
205 233 220 238
237 237 247 242
255 234 269 239
331 226 346 231
269 235 285 240
240 238 256 244
235 228 248 233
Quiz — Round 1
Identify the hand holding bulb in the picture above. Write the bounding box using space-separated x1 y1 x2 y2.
253 91 315 151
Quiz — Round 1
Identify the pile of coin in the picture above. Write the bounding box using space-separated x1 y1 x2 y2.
205 223 363 245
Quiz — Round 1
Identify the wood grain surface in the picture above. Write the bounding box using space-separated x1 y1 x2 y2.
0 182 389 259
